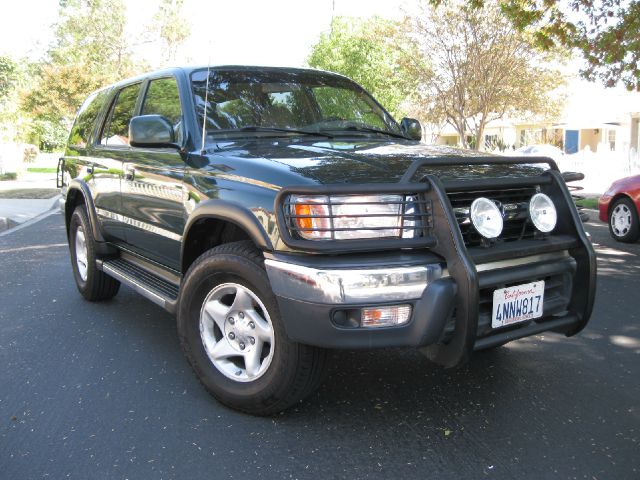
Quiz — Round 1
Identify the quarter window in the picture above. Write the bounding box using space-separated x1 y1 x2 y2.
141 77 183 143
68 89 109 148
100 83 141 146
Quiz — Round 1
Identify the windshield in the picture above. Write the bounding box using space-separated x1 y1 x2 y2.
190 68 402 141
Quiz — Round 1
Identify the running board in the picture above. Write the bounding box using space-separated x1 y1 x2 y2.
97 258 179 314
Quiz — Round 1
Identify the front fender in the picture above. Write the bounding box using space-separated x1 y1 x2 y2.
181 199 274 262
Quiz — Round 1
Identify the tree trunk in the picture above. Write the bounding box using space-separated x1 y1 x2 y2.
475 120 487 151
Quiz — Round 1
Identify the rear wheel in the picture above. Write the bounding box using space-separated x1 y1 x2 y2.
177 241 328 415
608 197 640 243
69 206 120 301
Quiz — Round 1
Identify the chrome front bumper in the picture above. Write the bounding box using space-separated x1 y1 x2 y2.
265 259 444 304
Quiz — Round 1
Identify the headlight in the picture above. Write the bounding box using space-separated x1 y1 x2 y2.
470 197 503 239
529 193 557 233
289 194 412 240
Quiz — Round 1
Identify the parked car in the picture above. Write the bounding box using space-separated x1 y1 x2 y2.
58 66 596 415
515 144 565 163
599 175 640 242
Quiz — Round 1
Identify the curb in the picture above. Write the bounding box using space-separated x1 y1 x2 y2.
0 195 62 238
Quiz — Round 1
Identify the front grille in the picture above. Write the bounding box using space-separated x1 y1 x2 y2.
448 187 538 247
475 270 572 337
283 194 432 241
440 269 573 342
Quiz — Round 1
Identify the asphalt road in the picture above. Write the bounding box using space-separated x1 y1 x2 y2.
1 211 638 480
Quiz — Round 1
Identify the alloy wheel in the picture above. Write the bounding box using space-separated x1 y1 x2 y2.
199 283 275 382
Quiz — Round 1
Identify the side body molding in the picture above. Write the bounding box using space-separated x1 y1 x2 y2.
181 199 274 265
65 179 106 243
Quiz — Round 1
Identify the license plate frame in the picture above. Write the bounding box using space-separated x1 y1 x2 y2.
491 281 545 329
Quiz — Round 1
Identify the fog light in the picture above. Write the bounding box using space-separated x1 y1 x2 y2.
470 197 503 239
529 193 557 233
361 305 412 328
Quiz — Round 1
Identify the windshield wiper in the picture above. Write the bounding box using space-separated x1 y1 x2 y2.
234 126 334 139
324 125 407 140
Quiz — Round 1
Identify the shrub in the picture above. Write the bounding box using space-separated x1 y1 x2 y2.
22 144 39 163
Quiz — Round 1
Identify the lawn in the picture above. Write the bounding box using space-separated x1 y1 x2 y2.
574 197 599 209
26 167 58 173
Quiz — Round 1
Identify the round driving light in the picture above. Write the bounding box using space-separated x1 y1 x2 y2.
529 193 557 233
470 197 503 239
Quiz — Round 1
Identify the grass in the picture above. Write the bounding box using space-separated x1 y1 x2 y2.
0 188 59 199
0 172 17 181
575 197 599 209
26 167 57 173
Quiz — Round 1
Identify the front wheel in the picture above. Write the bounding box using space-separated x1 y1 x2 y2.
177 241 327 415
608 197 640 243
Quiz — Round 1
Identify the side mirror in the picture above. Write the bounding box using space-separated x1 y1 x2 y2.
129 115 177 148
400 117 422 141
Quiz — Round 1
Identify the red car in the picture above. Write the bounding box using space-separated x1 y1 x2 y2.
599 175 640 242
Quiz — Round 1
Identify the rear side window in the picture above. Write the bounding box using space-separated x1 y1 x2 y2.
68 89 109 148
141 77 183 143
100 83 141 146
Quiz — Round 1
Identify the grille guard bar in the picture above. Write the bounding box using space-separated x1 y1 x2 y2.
274 155 596 368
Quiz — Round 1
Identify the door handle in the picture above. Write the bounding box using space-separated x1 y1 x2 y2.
124 163 135 181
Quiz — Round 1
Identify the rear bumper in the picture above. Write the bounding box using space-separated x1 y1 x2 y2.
598 196 610 222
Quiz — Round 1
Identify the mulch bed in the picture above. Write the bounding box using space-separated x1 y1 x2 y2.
0 189 60 199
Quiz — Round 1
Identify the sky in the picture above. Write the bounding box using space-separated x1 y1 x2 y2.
2 0 636 124
0 0 409 67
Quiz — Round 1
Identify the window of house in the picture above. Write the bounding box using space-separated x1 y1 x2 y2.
141 77 184 144
608 129 616 150
484 134 499 150
100 83 142 146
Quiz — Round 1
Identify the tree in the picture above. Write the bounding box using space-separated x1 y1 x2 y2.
0 56 18 104
432 0 640 91
307 17 424 118
405 2 564 150
21 0 146 149
52 0 136 80
150 0 190 66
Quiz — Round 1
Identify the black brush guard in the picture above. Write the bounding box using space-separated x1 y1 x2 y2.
275 156 597 367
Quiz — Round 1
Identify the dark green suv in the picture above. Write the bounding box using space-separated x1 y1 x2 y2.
59 66 596 415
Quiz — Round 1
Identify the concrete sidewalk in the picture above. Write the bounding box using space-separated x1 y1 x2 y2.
0 195 61 235
0 172 61 235
0 196 61 223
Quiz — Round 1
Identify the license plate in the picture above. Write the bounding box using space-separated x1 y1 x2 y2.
491 281 545 329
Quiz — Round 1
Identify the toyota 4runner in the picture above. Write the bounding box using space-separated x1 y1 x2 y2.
58 66 596 415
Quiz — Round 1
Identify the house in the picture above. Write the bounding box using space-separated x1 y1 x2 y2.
429 79 640 155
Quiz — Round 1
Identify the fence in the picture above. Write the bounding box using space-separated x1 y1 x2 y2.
555 148 640 194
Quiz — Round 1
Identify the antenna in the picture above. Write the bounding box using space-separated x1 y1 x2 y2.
200 64 210 154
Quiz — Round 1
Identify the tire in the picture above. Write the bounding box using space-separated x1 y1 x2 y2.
608 197 640 243
177 240 328 416
69 205 120 301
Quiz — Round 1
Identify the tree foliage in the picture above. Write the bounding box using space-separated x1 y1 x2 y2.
432 0 640 91
52 0 136 80
151 0 190 65
307 17 422 118
406 2 565 150
0 56 18 104
20 0 147 150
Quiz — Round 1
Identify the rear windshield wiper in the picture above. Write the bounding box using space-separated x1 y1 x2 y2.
234 126 334 139
326 125 407 140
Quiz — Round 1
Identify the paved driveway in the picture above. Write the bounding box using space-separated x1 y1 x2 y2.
0 212 638 479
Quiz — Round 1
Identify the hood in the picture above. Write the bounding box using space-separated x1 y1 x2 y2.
204 138 549 187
